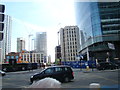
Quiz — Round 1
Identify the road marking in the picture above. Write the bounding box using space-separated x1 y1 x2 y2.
91 74 118 83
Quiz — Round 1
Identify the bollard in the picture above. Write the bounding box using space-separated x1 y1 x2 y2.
89 83 100 90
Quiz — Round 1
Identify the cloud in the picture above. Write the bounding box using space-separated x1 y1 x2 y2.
12 17 47 32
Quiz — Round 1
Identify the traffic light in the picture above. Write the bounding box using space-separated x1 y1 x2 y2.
0 23 4 31
0 23 4 40
0 5 5 13
0 4 5 41
0 14 5 22
0 33 3 41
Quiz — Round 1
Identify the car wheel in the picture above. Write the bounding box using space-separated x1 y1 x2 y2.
30 79 33 83
111 67 113 70
2 74 5 76
115 66 118 69
64 77 69 83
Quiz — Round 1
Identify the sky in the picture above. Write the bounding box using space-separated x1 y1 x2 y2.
1 0 76 62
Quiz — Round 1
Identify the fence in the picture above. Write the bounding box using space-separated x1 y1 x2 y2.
61 60 96 69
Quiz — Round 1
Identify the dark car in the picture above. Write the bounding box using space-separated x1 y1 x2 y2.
30 65 74 83
96 62 118 70
112 60 120 68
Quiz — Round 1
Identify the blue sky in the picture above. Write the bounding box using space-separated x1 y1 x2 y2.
1 0 76 62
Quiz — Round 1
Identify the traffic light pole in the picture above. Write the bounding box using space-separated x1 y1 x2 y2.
0 5 5 41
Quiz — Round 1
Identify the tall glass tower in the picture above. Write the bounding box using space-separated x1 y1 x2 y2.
75 1 120 62
35 32 47 63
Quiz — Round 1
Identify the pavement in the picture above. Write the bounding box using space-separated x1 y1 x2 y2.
73 68 120 73
6 69 42 75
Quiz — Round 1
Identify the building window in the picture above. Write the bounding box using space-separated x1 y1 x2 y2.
75 38 76 41
72 31 73 33
11 56 14 59
74 30 76 33
7 56 9 59
16 56 19 59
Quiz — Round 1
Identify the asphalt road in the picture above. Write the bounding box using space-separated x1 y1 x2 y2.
1 68 120 89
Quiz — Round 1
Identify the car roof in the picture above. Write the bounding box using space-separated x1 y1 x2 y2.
47 65 71 68
39 65 72 73
99 62 109 63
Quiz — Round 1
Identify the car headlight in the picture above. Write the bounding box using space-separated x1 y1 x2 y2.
31 76 33 78
1 72 5 74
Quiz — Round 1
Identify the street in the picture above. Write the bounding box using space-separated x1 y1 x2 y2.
1 68 120 89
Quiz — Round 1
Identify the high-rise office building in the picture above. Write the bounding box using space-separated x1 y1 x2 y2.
60 26 80 62
75 1 120 62
48 55 51 64
0 15 12 63
17 37 25 52
36 32 47 63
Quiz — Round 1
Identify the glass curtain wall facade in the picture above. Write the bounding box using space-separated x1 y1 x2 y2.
75 1 120 62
